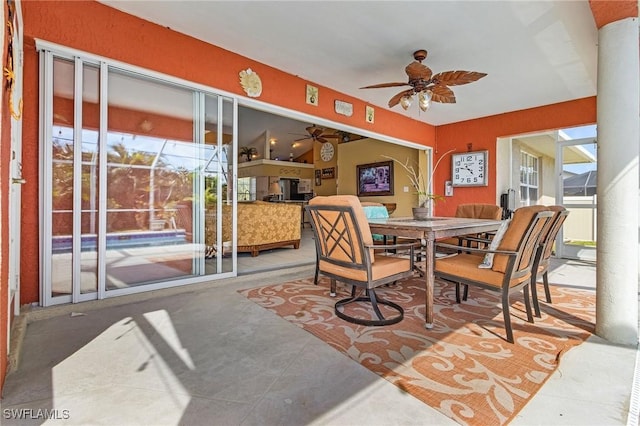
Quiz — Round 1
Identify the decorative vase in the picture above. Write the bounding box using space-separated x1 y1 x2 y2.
412 207 431 221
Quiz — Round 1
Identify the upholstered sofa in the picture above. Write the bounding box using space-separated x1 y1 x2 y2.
205 201 301 257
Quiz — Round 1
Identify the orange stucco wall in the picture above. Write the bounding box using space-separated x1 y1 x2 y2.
434 97 596 217
589 0 638 29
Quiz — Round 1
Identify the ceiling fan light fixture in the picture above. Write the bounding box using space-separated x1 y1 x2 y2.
418 90 432 111
400 95 412 110
360 49 487 114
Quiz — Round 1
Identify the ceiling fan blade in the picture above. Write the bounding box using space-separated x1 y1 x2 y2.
360 82 410 89
317 136 328 143
388 89 414 108
405 61 432 81
294 136 312 142
430 85 456 103
311 128 324 138
432 70 487 86
320 134 339 139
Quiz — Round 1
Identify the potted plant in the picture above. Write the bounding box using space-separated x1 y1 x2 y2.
384 149 454 220
239 146 257 161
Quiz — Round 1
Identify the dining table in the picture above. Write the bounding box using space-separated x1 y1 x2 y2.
368 216 502 328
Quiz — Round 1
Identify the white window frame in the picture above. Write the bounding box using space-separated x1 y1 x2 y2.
519 151 539 206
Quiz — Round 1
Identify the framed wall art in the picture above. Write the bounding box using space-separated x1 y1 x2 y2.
356 161 394 197
321 167 335 179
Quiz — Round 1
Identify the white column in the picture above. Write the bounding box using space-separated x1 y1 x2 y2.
595 17 639 345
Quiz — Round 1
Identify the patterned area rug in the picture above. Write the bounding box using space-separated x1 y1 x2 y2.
239 276 595 425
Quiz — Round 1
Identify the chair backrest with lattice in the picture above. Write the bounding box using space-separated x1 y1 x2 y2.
307 195 374 277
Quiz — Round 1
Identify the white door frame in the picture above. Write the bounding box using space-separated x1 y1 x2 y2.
555 136 597 260
8 0 24 348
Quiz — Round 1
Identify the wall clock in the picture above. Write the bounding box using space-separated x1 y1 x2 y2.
452 150 488 187
320 142 335 162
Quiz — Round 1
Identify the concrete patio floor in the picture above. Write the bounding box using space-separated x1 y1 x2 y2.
1 258 638 425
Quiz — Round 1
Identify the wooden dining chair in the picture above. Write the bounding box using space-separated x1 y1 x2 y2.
306 195 417 326
531 206 570 317
435 205 553 343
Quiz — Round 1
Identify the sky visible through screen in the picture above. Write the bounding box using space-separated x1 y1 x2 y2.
560 124 597 175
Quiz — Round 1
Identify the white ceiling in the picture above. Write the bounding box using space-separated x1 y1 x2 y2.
98 1 598 159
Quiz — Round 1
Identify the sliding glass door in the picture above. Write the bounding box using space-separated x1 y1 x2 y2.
40 45 236 305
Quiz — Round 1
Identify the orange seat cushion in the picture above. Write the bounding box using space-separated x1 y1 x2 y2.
436 253 531 288
320 254 411 284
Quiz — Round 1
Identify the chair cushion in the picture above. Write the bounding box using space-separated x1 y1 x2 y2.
492 205 548 273
319 254 411 284
455 203 503 220
363 205 390 242
436 253 531 288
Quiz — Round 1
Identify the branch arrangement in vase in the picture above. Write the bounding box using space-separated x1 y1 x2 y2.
383 149 455 208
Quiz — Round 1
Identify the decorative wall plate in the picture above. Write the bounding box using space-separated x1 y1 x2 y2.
239 68 262 97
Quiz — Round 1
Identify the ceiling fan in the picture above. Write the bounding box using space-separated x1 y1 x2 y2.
360 49 487 111
293 125 340 143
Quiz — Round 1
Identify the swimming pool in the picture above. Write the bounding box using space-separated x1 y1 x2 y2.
52 229 188 253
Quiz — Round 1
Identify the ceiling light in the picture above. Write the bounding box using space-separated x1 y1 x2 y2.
399 95 412 110
418 90 432 112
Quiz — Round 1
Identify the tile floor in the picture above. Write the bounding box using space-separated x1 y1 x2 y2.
1 234 638 425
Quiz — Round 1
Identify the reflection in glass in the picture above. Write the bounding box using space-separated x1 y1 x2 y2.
45 55 236 302
80 63 100 294
51 57 75 297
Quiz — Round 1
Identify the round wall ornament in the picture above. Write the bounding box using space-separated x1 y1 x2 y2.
239 68 262 97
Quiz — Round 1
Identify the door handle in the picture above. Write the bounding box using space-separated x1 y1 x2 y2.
12 178 26 184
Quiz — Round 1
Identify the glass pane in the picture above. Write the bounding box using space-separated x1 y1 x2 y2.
80 63 100 294
105 67 197 290
204 94 234 273
51 57 75 297
561 141 597 252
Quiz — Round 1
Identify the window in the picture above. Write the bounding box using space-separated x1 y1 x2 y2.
237 177 255 201
519 151 539 206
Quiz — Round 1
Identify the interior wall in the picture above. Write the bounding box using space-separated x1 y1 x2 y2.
313 139 338 197
338 138 418 217
434 97 596 216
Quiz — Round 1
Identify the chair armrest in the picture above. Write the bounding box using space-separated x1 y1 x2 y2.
435 242 517 257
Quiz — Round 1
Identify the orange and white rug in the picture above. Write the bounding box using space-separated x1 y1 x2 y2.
240 277 594 425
